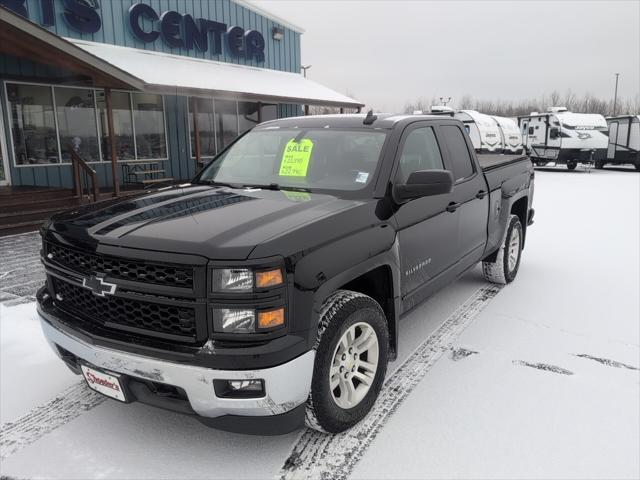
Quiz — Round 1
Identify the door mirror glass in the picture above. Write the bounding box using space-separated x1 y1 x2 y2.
394 169 453 202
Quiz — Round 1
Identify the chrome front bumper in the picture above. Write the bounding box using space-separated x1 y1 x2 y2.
39 314 314 419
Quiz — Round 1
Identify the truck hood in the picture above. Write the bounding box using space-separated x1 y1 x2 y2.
49 184 362 259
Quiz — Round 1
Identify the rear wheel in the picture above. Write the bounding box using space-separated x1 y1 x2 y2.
635 163 640 172
567 161 577 170
483 215 523 285
595 160 605 169
305 290 389 433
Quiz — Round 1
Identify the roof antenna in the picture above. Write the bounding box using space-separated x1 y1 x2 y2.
363 109 377 125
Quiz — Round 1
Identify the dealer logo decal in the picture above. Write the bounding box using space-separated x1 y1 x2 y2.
82 275 117 297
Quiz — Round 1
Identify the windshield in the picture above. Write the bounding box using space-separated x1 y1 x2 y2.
196 128 387 193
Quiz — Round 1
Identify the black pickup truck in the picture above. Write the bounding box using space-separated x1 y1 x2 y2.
37 113 534 435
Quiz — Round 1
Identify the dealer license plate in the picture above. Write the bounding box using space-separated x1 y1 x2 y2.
81 364 127 402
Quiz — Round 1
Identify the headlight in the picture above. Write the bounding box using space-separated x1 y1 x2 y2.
212 268 253 292
212 307 285 333
213 308 255 333
211 268 284 292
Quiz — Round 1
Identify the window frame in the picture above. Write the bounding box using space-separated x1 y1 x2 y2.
4 80 169 168
438 123 478 184
392 124 445 185
187 96 219 161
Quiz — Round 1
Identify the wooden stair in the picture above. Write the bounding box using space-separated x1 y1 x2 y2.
0 187 80 236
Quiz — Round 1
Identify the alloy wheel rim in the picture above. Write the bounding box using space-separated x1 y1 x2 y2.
329 322 379 409
508 228 521 272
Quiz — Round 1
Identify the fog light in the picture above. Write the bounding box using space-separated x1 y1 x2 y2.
214 379 265 398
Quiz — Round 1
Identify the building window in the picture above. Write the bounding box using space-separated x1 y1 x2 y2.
96 90 135 161
132 93 167 160
6 83 59 165
54 87 101 163
188 99 280 159
188 97 216 159
261 104 278 123
215 99 239 151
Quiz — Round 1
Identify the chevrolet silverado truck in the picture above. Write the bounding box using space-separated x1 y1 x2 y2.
37 113 534 435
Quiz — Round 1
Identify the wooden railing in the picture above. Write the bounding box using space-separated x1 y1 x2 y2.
69 147 99 204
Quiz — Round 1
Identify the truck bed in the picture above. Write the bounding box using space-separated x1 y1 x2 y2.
478 154 529 171
478 154 532 191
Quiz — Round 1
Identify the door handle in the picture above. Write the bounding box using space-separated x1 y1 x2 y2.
476 190 487 199
446 202 460 213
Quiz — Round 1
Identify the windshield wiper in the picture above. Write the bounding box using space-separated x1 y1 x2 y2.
240 183 311 193
197 179 242 188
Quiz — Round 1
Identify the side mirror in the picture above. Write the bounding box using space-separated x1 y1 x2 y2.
550 127 559 139
393 169 454 203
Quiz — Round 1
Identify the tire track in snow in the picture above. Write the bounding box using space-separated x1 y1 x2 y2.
0 381 106 460
277 284 502 480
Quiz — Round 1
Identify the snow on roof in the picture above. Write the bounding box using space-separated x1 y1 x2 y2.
69 40 362 108
556 111 607 128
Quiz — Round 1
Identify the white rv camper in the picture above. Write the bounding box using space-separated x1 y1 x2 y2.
427 108 523 154
518 107 608 170
491 115 524 154
603 115 640 170
454 110 503 153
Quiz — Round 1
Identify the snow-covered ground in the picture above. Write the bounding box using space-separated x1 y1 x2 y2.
1 167 638 479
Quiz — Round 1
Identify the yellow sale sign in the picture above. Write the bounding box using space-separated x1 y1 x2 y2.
279 139 314 177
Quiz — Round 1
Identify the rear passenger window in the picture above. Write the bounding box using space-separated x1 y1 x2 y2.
397 127 444 183
441 125 475 181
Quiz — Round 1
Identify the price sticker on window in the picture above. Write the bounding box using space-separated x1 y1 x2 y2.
279 139 314 177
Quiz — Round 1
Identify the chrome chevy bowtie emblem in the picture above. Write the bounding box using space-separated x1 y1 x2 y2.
82 275 117 297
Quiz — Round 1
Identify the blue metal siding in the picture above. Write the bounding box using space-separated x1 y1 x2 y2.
0 1 302 187
18 0 300 72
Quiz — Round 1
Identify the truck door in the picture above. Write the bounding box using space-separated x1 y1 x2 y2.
393 124 458 305
439 124 490 272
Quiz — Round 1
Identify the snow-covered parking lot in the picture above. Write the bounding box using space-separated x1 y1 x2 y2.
1 167 638 480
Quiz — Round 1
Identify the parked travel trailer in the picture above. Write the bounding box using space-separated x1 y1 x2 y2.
603 115 640 170
518 107 608 170
491 116 524 154
454 110 504 153
426 108 523 154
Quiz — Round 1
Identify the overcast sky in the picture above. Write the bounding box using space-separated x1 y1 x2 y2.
257 0 640 112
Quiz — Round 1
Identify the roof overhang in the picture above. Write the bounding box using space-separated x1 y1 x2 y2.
71 39 364 109
0 6 145 90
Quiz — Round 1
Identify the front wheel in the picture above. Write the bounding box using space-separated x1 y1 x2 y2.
567 161 578 170
305 290 389 433
594 160 605 169
482 215 523 285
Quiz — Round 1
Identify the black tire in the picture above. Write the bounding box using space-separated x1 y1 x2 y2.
635 163 640 172
594 160 605 169
482 215 523 285
567 161 577 171
305 290 389 433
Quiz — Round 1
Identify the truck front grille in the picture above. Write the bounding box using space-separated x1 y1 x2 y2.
47 242 193 289
52 278 197 341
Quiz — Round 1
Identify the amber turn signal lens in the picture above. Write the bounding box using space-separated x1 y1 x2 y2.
256 268 283 288
258 308 285 329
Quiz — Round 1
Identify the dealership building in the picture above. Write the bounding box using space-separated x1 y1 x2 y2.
0 0 362 230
